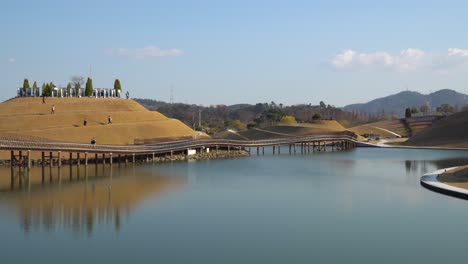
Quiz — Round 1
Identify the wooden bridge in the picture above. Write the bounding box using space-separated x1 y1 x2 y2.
1 134 357 169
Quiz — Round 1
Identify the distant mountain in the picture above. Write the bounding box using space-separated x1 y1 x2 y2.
343 89 468 117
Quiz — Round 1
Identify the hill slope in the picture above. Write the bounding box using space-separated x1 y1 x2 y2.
404 111 468 148
343 89 467 117
214 120 355 140
0 97 198 145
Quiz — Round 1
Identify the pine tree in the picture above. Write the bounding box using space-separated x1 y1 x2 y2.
114 79 121 91
42 83 51 96
32 81 38 96
85 77 93 96
22 79 30 94
66 82 72 96
74 83 80 97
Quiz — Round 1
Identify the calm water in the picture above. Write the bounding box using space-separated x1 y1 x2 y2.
1 148 468 263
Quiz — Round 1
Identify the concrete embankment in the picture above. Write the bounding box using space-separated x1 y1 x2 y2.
420 166 468 200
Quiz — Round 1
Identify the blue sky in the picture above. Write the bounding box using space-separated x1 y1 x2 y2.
2 0 468 106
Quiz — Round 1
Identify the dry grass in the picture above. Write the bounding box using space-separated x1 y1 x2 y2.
216 120 353 140
348 125 399 138
0 97 197 145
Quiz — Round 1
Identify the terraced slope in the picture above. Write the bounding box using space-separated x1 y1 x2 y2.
0 97 198 145
349 116 443 138
215 120 355 140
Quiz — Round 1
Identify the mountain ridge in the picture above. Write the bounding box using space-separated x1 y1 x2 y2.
343 89 468 117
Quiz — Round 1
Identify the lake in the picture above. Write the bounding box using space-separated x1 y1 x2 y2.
1 148 468 264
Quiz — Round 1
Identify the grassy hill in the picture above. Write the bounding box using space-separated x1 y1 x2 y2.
0 97 198 145
404 111 468 148
349 116 443 138
214 120 356 140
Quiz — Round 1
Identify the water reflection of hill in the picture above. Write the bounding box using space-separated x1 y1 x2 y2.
0 165 183 235
404 157 468 174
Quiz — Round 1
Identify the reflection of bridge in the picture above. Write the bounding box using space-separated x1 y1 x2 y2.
1 134 357 168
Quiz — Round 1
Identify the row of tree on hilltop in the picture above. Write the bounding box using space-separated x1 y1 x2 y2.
404 103 458 118
22 77 122 96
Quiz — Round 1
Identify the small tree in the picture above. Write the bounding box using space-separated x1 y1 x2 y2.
114 79 122 92
22 79 30 94
75 83 81 97
420 104 429 115
405 107 412 118
85 77 93 96
410 106 419 116
312 113 322 120
32 81 38 95
66 82 72 96
42 83 51 96
71 75 85 87
280 115 297 124
436 104 455 115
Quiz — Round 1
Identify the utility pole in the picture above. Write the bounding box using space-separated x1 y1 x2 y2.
198 109 202 129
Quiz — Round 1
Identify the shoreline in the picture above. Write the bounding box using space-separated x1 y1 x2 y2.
420 166 468 200
0 150 250 167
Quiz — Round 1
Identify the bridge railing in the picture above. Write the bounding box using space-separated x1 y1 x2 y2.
0 134 357 154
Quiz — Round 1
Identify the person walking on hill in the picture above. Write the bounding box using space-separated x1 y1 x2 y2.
90 137 96 147
51 104 55 114
83 118 87 126
42 95 46 104
108 115 112 125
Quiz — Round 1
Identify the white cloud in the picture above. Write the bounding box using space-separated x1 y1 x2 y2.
331 48 468 72
448 48 468 57
7 58 16 63
107 46 183 59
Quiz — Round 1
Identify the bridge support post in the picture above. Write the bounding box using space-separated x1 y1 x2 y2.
133 153 135 163
294 144 296 154
85 152 88 166
95 154 98 164
152 153 155 163
77 153 80 166
289 145 291 155
278 145 281 154
27 150 31 169
58 151 61 168
110 153 113 165
228 146 231 152
103 153 106 165
257 147 259 155
69 152 73 166
41 152 45 167
170 150 173 160
273 146 275 155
